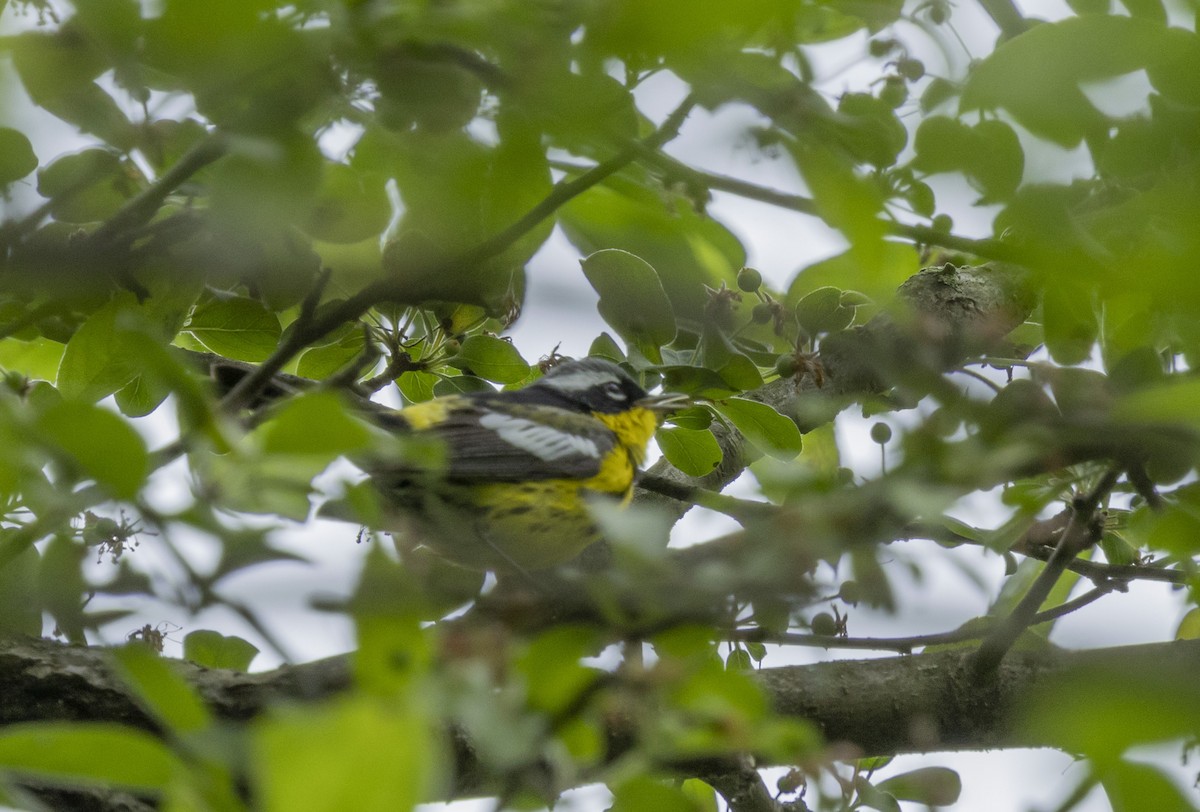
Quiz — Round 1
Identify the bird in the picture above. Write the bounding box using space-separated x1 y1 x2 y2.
365 357 689 572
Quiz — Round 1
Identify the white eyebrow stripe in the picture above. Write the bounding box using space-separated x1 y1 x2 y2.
540 371 621 391
479 412 602 460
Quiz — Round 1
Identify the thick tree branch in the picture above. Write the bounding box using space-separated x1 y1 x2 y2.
2 636 1197 800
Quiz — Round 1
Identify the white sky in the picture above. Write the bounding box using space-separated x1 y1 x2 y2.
2 0 1196 809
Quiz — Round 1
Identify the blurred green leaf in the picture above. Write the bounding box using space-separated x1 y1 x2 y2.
876 766 962 806
0 128 38 186
36 400 148 498
610 776 705 812
1098 758 1199 812
258 391 371 459
113 644 212 732
12 31 136 149
186 296 282 363
0 722 182 792
183 630 259 673
0 541 41 637
37 538 86 644
36 148 136 223
581 249 676 363
912 117 1024 201
516 626 602 714
304 164 392 244
657 426 722 476
962 15 1200 146
1176 607 1200 640
1019 655 1200 756
562 178 745 321
296 324 367 381
255 695 433 812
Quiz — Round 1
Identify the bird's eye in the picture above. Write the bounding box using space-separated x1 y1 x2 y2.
602 381 627 400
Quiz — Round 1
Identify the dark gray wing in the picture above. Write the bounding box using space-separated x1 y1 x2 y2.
382 401 616 482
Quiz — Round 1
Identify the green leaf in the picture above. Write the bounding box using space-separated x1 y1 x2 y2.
0 128 38 186
57 294 140 402
12 32 135 149
447 335 530 384
36 148 133 224
561 176 744 323
1099 758 1199 812
296 324 367 380
397 370 438 404
515 626 603 714
715 398 803 460
183 629 259 673
961 15 1200 146
788 139 887 270
255 696 433 812
304 164 392 244
912 117 1024 201
0 336 66 382
668 406 714 431
36 400 148 498
657 427 722 476
725 648 753 671
186 296 282 363
0 541 41 637
876 767 962 806
112 644 212 732
432 374 493 396
580 249 676 363
589 331 626 361
115 374 171 418
1115 378 1200 431
258 391 371 459
0 722 182 792
795 286 854 335
610 776 702 812
1176 607 1200 640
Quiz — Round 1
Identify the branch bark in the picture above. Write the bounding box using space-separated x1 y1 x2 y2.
3 636 1197 801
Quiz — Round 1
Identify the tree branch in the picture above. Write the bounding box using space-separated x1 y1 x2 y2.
2 635 1197 799
210 96 699 413
633 262 1034 524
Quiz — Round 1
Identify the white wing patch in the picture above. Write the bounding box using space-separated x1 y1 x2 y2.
539 370 621 392
479 412 602 461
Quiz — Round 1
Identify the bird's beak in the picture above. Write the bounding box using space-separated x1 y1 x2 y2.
636 391 692 414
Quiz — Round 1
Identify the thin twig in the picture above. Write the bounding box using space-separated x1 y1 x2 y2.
969 468 1120 677
734 583 1116 654
212 96 700 413
632 144 1022 262
89 134 227 248
360 349 421 394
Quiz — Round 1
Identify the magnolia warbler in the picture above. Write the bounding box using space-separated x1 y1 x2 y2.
368 357 688 572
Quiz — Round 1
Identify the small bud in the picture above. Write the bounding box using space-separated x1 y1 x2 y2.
775 354 799 378
897 58 925 81
870 422 893 444
736 266 763 293
811 612 837 636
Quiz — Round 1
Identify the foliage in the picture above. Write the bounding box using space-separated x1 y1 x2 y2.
0 1 1198 810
